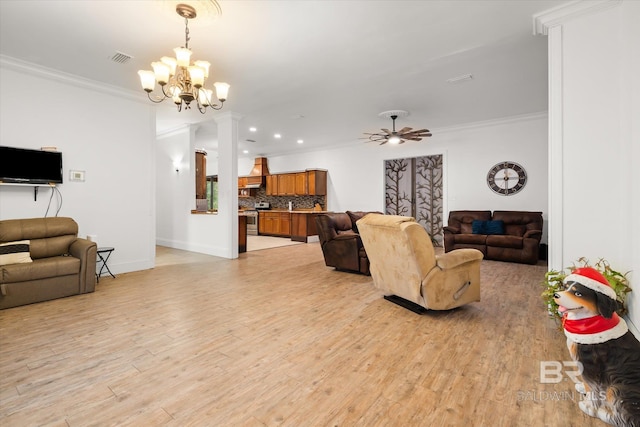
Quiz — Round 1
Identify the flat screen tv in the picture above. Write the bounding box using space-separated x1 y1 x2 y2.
0 146 63 184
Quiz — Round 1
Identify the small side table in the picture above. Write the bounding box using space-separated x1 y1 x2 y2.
96 247 116 282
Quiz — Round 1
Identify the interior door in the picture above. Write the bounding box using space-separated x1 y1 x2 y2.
385 155 443 245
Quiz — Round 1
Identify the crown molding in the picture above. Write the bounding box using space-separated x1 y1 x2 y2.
156 124 194 139
0 54 144 103
533 0 622 35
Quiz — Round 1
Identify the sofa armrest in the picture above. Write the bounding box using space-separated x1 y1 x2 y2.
443 226 460 235
523 230 542 240
435 248 483 269
69 238 97 293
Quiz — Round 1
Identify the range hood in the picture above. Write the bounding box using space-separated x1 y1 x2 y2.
246 157 270 188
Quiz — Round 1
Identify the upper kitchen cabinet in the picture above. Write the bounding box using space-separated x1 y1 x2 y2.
265 169 327 196
278 173 296 196
306 169 327 196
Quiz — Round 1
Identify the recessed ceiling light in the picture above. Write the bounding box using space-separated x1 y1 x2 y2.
274 133 281 139
297 139 304 144
243 150 249 154
249 127 257 132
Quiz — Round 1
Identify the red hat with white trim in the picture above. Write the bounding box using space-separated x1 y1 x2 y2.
563 267 617 300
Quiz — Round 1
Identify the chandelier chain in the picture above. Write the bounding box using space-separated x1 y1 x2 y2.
184 17 190 49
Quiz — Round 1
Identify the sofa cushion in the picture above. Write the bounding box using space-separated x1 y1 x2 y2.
0 240 33 266
1 256 80 283
486 235 524 249
455 234 487 245
472 220 504 235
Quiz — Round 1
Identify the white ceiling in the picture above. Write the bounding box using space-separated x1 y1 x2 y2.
0 0 566 158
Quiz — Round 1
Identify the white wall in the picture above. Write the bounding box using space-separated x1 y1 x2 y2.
541 0 640 333
0 60 156 274
261 113 549 242
155 113 240 258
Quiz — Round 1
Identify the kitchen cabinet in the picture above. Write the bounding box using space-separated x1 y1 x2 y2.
294 172 307 195
259 211 291 237
277 173 296 196
266 175 278 195
264 169 327 196
306 169 327 196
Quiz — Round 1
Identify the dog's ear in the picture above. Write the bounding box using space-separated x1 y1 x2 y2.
596 292 619 318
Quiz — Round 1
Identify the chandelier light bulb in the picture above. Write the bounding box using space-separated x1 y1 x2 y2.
173 47 192 67
199 88 213 106
214 82 230 101
160 56 177 75
137 70 155 92
151 62 170 85
194 60 211 78
189 66 205 88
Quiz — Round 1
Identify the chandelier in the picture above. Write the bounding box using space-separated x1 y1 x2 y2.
137 3 229 113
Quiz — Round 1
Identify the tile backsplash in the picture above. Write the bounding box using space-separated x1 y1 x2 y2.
239 188 326 210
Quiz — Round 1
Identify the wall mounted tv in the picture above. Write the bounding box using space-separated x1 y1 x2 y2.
0 146 63 184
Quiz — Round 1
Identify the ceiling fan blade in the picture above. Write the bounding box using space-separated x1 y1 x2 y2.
403 130 431 137
404 137 423 141
380 128 392 135
378 140 388 145
397 127 412 134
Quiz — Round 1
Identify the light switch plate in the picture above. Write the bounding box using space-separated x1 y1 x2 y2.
70 170 85 182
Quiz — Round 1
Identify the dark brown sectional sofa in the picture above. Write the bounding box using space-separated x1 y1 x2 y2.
443 210 543 264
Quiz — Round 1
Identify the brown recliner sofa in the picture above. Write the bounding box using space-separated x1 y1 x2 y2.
0 217 97 309
315 211 379 275
443 210 543 264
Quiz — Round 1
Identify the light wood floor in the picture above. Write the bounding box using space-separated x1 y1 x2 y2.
0 244 601 426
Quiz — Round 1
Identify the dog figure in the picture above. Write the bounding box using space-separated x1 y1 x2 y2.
554 267 640 426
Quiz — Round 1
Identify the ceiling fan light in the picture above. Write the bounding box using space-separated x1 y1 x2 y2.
388 135 401 144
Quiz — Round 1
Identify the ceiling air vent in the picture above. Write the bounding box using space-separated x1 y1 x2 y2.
110 51 133 64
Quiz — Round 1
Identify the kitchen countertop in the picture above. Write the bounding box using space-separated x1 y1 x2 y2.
260 210 332 214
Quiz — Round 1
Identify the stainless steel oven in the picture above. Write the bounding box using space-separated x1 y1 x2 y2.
245 210 258 235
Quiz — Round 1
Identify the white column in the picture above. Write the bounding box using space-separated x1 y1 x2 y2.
214 111 243 259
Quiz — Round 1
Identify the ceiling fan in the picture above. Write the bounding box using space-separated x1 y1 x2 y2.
362 110 432 145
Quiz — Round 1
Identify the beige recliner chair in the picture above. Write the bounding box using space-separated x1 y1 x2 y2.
357 214 483 313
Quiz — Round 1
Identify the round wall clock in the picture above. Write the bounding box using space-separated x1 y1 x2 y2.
487 161 527 196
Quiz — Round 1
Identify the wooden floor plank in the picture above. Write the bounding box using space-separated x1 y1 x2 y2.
0 244 602 426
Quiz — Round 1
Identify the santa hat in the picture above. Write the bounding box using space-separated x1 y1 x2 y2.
562 266 627 344
564 267 617 300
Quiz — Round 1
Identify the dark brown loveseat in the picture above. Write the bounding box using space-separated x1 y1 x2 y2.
443 210 543 264
0 217 97 309
315 211 380 275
